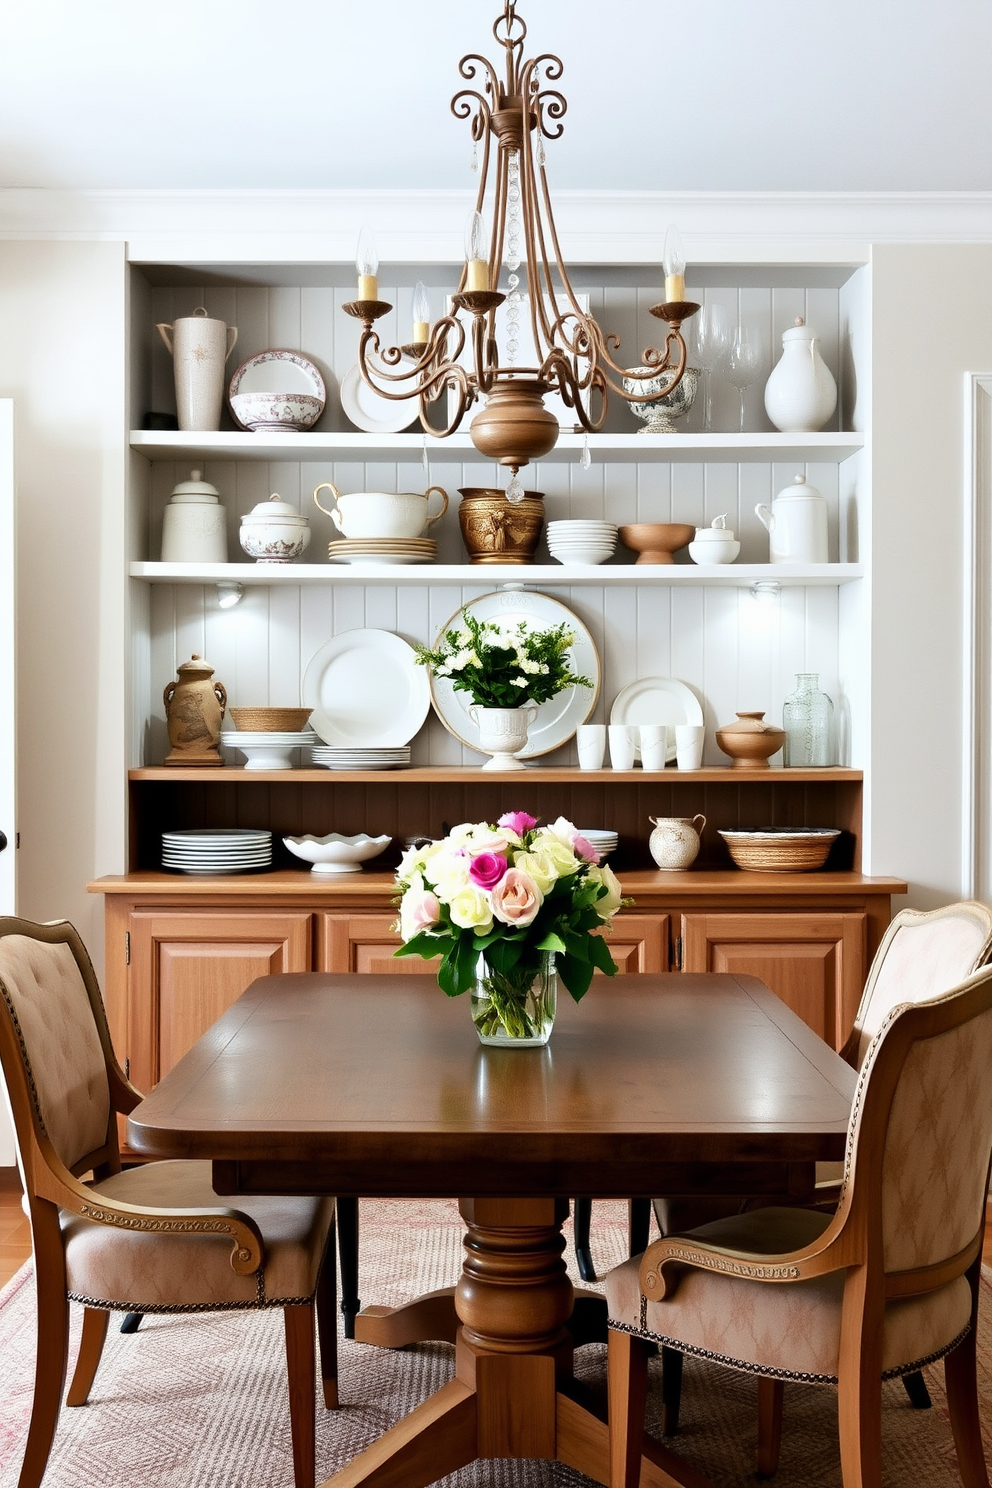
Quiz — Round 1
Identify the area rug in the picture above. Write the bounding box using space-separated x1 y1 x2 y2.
0 1199 987 1488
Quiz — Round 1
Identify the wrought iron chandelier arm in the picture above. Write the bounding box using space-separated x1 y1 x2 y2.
356 314 471 401
540 348 606 432
417 360 475 438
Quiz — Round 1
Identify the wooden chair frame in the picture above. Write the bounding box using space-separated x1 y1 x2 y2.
608 964 992 1488
0 915 337 1488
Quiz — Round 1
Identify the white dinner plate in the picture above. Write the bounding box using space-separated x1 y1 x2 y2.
428 591 600 759
609 676 704 763
302 629 430 746
228 349 326 400
340 363 419 434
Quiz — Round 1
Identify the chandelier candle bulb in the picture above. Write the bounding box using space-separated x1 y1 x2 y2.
356 225 379 303
464 210 490 292
664 224 686 304
412 281 431 344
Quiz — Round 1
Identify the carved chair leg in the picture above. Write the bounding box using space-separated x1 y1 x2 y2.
661 1345 683 1436
573 1198 596 1281
336 1196 360 1339
65 1307 110 1407
315 1219 339 1409
756 1377 784 1477
944 1322 991 1488
284 1303 316 1488
902 1369 932 1408
628 1197 651 1257
608 1329 650 1488
19 1270 70 1488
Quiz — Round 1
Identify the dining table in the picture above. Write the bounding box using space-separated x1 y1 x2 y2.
127 971 857 1488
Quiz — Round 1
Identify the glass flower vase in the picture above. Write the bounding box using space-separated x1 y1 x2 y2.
471 949 557 1047
783 672 834 766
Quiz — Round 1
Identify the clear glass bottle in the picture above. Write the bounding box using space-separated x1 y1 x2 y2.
783 672 834 766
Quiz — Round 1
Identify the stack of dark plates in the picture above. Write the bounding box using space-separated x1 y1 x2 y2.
161 828 273 875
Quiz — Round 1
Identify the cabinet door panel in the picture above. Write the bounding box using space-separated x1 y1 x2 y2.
599 913 670 974
321 913 435 975
680 912 866 1050
129 910 313 1089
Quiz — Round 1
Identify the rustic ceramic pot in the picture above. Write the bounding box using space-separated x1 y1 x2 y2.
163 655 227 766
458 488 544 563
648 814 706 870
715 711 786 770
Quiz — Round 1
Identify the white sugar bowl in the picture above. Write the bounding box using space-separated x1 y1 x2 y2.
688 515 740 565
161 469 228 563
239 494 311 563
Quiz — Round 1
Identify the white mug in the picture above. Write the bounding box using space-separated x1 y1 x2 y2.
638 724 669 772
608 723 636 771
675 724 705 771
576 724 606 770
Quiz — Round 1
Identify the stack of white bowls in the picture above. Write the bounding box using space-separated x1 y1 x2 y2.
547 520 618 566
579 828 619 862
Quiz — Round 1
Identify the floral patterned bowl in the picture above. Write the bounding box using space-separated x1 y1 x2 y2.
230 391 324 432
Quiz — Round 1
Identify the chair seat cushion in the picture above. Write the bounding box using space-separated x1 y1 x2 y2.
605 1206 972 1383
62 1161 335 1311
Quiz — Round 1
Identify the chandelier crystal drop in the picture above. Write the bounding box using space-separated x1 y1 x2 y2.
342 2 699 496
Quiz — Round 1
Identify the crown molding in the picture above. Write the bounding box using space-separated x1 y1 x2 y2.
2 188 992 263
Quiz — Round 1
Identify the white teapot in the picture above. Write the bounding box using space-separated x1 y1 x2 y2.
755 475 828 565
763 316 837 433
239 494 311 563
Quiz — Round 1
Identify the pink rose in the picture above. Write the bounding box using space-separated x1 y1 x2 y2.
498 810 538 836
571 832 600 864
469 851 509 891
491 868 543 927
399 885 441 941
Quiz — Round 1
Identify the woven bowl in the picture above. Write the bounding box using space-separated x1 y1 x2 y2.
719 828 840 873
228 706 312 732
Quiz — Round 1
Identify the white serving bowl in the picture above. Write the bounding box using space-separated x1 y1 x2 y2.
549 546 615 566
230 391 324 433
283 832 392 873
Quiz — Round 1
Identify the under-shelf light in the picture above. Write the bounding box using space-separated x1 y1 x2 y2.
216 582 244 609
748 580 781 604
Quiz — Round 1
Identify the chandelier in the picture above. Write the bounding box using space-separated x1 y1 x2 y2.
343 1 699 501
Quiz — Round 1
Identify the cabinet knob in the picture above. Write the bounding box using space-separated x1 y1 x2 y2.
0 830 7 853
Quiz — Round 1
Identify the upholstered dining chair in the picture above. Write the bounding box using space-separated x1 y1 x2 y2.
605 962 992 1488
0 915 339 1488
652 898 992 1430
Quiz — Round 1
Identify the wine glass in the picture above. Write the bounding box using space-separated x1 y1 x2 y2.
723 326 763 433
692 303 730 431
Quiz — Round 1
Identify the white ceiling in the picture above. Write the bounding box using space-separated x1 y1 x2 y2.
2 0 990 194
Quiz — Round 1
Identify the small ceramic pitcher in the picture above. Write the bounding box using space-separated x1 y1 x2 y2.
648 814 706 870
156 307 238 432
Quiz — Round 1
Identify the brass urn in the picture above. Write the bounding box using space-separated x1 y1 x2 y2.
163 654 228 767
458 488 544 564
468 380 560 467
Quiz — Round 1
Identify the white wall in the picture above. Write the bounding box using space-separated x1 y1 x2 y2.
866 244 992 903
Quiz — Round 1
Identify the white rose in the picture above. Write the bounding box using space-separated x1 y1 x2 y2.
448 885 494 932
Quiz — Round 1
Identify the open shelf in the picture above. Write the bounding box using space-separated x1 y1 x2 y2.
130 430 865 465
129 766 862 784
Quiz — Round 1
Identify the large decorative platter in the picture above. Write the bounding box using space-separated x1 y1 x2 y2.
609 676 703 762
340 363 419 434
302 629 430 747
428 590 600 759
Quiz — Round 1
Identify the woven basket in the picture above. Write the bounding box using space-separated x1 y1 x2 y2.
719 829 839 873
228 707 312 732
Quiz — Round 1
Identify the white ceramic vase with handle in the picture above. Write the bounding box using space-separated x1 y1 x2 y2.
763 317 837 433
156 307 238 432
468 705 538 771
648 814 706 870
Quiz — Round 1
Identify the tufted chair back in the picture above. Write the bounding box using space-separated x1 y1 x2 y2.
0 920 116 1178
841 966 992 1276
851 902 992 1069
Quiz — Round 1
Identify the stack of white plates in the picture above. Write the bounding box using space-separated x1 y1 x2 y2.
547 520 618 566
327 537 436 565
162 828 273 875
579 828 619 862
220 730 318 771
310 745 412 771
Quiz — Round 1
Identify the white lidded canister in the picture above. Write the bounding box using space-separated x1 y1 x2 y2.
755 474 829 564
161 469 228 563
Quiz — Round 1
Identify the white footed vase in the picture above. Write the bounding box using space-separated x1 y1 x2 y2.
763 317 837 433
468 705 538 770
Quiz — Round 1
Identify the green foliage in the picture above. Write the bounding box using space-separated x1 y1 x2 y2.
413 608 592 709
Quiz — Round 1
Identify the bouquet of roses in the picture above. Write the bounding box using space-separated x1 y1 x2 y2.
394 812 627 1036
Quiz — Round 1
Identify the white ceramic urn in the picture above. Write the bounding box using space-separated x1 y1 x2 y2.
648 814 706 870
755 475 829 564
161 469 228 563
239 494 311 563
763 317 837 433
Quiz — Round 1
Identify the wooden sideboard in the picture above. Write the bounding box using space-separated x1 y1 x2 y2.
90 867 905 1129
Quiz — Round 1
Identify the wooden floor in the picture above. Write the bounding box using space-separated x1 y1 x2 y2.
1 1166 991 1292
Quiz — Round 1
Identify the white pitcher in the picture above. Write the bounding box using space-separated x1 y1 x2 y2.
157 307 238 432
755 475 829 565
763 317 837 433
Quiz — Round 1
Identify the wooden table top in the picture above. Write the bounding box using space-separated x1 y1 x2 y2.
128 972 856 1199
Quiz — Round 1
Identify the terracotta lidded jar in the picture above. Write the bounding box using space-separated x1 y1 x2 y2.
715 711 786 770
163 655 227 767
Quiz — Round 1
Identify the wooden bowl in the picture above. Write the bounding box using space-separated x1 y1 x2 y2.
228 707 312 732
618 523 695 564
715 711 786 769
719 828 841 872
